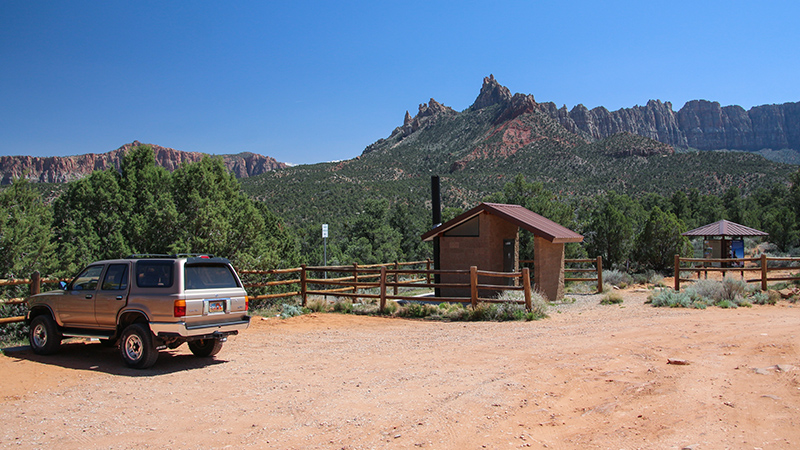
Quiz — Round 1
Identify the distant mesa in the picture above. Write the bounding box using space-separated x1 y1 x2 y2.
0 141 287 185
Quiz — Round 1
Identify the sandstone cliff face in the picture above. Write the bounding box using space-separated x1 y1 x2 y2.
0 141 286 184
538 97 800 152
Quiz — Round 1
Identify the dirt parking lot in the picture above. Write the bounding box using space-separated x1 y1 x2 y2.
2 289 800 449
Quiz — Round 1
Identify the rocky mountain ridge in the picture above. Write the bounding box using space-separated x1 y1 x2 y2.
465 75 800 153
0 141 286 184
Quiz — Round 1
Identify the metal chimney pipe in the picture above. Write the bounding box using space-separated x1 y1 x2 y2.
431 175 442 228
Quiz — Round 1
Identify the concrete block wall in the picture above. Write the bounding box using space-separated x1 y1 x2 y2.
533 235 565 302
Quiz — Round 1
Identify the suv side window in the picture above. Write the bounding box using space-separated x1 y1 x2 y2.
136 261 174 288
71 265 104 291
102 264 129 291
185 264 240 289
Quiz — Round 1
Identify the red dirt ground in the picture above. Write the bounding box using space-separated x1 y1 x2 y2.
2 289 800 449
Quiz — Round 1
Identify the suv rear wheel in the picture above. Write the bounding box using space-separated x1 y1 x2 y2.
29 315 61 355
188 338 224 357
119 323 158 369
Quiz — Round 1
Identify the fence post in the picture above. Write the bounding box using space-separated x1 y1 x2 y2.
379 266 387 311
674 255 680 291
470 266 478 309
522 267 532 311
352 263 359 303
761 253 768 291
31 271 41 296
300 265 307 307
393 261 399 296
596 256 603 293
426 259 431 285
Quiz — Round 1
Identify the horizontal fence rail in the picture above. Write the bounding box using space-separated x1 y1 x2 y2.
674 254 800 291
520 256 603 293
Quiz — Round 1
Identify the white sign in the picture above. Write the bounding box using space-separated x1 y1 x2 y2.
322 224 328 238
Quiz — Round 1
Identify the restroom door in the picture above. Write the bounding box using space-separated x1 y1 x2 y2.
503 239 516 285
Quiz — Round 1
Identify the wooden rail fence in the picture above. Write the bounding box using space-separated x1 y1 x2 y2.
1 259 551 327
520 256 603 293
674 254 800 291
300 264 534 310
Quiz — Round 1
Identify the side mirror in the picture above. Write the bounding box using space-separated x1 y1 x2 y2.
60 281 68 290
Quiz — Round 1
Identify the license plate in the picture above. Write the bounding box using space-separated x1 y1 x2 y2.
208 300 225 313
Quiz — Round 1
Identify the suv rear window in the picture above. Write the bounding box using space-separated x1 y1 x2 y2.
185 264 240 290
136 261 174 288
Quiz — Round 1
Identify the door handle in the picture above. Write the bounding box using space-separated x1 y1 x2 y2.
85 294 93 299
116 296 124 300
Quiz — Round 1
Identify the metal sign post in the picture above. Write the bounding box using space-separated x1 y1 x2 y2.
322 224 328 278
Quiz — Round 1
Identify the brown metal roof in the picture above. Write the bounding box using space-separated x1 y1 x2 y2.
682 219 768 237
421 202 584 243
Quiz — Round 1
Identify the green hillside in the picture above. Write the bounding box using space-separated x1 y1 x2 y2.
242 101 796 225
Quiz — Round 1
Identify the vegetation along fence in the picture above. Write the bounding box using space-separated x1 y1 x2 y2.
520 256 603 293
674 254 800 291
1 259 554 326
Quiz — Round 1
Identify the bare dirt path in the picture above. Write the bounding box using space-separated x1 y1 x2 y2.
2 291 800 449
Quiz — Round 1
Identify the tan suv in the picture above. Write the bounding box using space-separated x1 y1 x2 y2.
25 254 250 369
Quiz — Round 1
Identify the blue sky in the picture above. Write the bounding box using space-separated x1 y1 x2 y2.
1 1 798 165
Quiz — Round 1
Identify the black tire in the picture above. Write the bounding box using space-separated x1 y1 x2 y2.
188 338 224 357
119 323 158 369
29 315 61 355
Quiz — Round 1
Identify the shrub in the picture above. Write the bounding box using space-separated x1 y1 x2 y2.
280 304 305 319
305 297 330 313
684 277 753 307
379 300 398 315
716 299 736 309
0 303 28 346
603 270 633 288
686 279 724 302
397 302 438 318
332 298 353 314
494 290 549 320
649 288 707 309
439 303 471 321
646 270 665 286
600 292 623 305
564 281 595 294
721 277 749 304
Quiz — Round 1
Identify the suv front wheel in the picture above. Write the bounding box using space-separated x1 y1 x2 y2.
29 315 61 355
119 323 158 369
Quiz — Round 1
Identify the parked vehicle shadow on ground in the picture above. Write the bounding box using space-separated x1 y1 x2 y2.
1 339 227 376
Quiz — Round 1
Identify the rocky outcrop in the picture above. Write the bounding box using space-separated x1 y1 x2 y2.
0 141 286 184
471 74 512 110
538 97 800 152
390 98 457 139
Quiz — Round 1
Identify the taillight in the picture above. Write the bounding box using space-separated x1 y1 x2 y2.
245 296 249 311
174 299 186 317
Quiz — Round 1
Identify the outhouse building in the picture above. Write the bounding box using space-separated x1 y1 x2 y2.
421 202 583 302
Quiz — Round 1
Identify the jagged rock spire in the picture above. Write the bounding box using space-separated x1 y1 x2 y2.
471 74 512 110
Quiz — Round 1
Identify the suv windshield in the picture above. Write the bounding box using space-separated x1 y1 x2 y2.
185 264 240 290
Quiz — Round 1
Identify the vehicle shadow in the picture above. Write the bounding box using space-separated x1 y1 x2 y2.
2 340 227 376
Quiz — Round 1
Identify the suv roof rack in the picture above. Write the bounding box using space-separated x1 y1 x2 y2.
125 253 217 259
173 253 216 258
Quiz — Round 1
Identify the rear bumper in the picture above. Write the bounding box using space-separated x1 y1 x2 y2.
150 316 250 338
